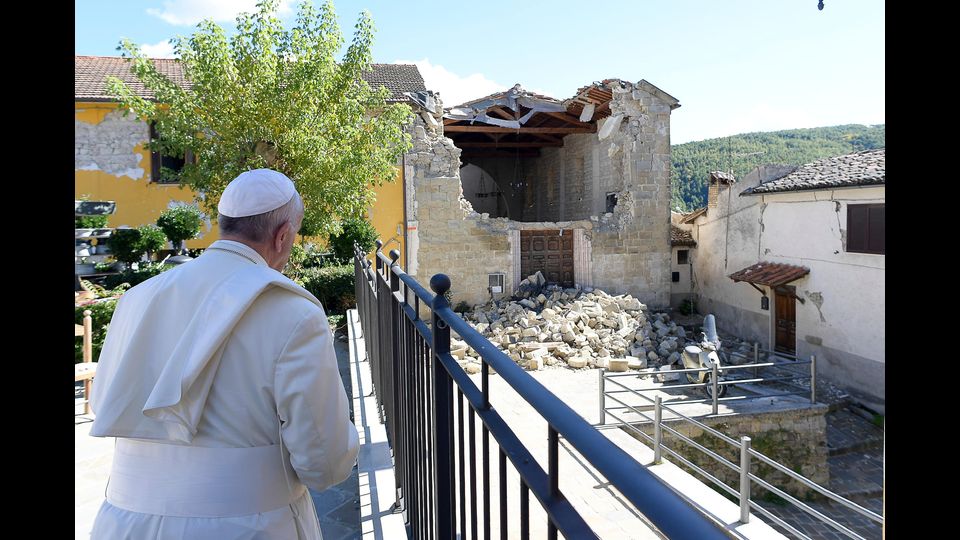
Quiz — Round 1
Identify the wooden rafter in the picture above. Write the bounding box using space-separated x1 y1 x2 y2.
456 142 563 148
461 150 540 159
541 111 595 128
531 133 561 144
488 106 515 121
444 126 594 134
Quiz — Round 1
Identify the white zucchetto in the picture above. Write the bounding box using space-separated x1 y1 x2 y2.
218 169 297 218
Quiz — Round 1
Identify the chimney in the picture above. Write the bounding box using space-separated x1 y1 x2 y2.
707 171 736 208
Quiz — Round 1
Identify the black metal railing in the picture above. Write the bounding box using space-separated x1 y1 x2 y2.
354 241 729 539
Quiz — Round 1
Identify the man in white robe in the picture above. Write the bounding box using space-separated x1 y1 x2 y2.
88 169 360 539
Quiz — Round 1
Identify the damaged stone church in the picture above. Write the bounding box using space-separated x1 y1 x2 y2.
400 79 680 308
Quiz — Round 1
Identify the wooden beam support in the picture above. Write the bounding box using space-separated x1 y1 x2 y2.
541 111 595 128
531 134 561 144
461 151 541 159
488 106 515 121
456 142 563 148
443 126 595 134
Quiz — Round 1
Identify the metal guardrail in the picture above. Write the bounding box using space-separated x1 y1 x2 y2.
354 241 729 540
599 357 884 540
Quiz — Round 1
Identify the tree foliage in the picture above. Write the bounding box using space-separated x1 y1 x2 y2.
108 0 413 237
327 216 378 263
671 124 885 212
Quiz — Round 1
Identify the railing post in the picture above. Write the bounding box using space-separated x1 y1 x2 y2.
753 342 759 379
740 436 751 524
654 395 663 465
711 363 719 415
374 239 383 274
388 249 402 506
598 368 606 425
429 274 455 540
810 354 817 404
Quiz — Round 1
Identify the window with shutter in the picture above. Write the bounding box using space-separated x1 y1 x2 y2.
847 204 884 254
149 122 192 184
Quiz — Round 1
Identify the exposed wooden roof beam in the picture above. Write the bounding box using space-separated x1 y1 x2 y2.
461 150 541 159
541 111 595 128
456 142 563 148
531 133 561 144
488 106 515 121
444 126 594 134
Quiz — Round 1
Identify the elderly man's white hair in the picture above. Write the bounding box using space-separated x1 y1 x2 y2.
219 192 303 243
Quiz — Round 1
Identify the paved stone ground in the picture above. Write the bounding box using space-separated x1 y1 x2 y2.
310 336 362 540
757 406 884 539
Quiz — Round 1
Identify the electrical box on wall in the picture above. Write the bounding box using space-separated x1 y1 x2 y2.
488 273 505 294
761 296 769 310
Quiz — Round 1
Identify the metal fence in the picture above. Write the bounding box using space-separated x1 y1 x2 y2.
354 241 729 539
598 355 884 539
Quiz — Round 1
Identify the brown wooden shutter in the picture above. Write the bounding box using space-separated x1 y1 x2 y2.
847 205 869 252
867 205 884 254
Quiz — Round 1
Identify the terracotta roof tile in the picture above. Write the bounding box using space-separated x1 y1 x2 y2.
671 225 696 247
728 261 810 287
75 56 425 102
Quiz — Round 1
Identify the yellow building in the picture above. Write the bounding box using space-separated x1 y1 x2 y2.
75 55 423 259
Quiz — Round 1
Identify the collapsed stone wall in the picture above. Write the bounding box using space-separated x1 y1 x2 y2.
407 81 674 308
404 106 514 307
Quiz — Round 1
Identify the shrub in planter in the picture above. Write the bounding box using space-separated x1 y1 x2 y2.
75 299 118 363
138 224 167 259
76 214 108 229
301 264 355 314
327 217 379 264
157 205 204 253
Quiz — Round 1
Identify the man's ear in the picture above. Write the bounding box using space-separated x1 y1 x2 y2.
274 221 291 251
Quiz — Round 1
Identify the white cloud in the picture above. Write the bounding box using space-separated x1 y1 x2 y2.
141 40 177 58
395 58 507 108
147 0 293 26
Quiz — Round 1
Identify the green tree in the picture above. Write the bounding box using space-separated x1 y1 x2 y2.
157 205 204 253
108 0 413 238
327 216 378 263
137 225 168 259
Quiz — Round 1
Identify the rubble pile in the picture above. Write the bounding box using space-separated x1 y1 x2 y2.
450 272 693 374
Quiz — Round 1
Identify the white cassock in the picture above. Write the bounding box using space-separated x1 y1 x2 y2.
88 239 360 539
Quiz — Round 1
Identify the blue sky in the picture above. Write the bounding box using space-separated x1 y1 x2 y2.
76 1 884 144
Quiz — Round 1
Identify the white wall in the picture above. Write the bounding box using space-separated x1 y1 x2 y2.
670 246 694 307
459 163 506 217
690 166 885 407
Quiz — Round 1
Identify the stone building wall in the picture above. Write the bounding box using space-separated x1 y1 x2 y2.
626 405 829 500
406 80 676 309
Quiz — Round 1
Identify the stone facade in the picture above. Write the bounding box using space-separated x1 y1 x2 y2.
626 405 830 500
404 80 677 309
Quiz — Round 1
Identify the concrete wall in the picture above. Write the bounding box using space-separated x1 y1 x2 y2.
75 102 218 249
459 163 507 218
670 246 694 308
690 164 885 407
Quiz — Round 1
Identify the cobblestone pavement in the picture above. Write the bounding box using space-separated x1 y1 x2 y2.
758 405 884 539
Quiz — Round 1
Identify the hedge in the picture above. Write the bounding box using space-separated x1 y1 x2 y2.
301 264 355 314
75 299 118 363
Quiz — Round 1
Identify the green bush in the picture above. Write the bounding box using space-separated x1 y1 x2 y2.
138 224 167 257
76 214 108 228
327 217 379 264
157 205 204 252
75 300 118 363
301 264 355 314
103 262 171 289
107 228 143 265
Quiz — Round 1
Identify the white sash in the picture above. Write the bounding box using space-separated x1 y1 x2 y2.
106 439 305 518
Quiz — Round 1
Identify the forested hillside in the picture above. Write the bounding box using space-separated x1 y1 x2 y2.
670 124 885 211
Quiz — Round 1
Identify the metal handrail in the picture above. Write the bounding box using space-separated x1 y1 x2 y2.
356 243 729 540
599 359 884 538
